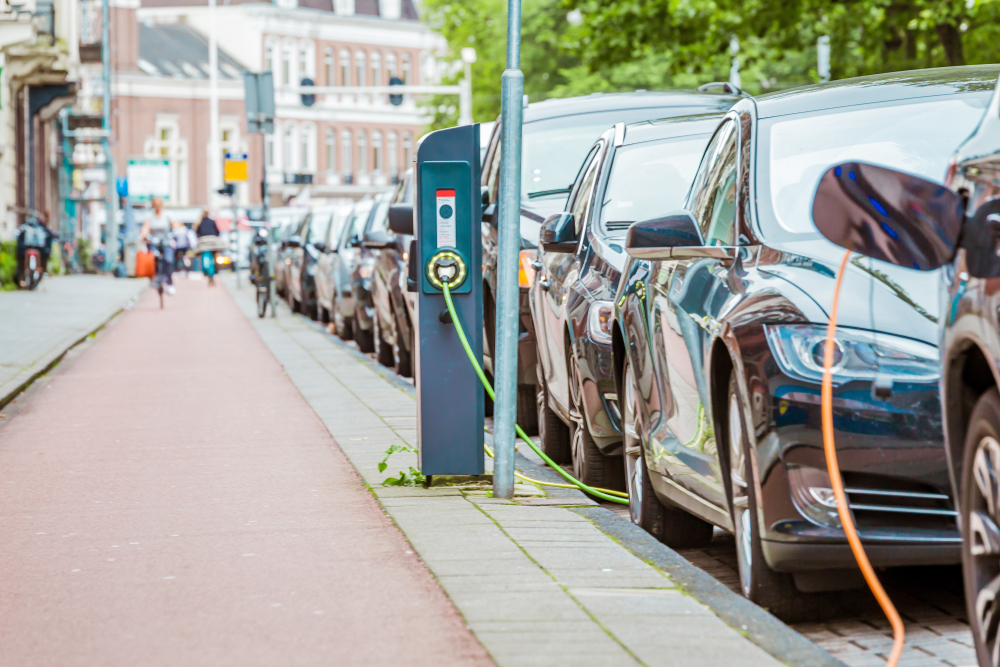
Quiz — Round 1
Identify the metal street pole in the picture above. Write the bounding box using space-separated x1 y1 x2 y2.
208 0 220 207
101 0 118 273
493 0 523 500
262 116 275 317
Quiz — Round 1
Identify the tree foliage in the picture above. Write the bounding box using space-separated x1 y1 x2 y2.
422 0 1000 124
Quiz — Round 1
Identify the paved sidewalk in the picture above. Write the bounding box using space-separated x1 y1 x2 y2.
226 277 805 667
0 275 146 405
0 278 490 666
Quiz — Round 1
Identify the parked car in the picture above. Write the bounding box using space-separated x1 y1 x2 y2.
273 208 308 298
532 113 729 489
613 65 1000 619
364 170 416 376
316 198 374 341
287 206 344 318
481 88 742 433
808 71 1000 664
351 193 393 353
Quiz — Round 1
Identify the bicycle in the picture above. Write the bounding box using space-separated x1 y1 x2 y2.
150 238 170 309
249 227 270 318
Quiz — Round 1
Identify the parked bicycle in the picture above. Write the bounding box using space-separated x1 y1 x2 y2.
249 227 270 318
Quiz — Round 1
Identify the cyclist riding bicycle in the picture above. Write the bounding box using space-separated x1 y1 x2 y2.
140 197 175 295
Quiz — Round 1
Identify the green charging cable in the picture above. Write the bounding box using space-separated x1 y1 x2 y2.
441 282 629 505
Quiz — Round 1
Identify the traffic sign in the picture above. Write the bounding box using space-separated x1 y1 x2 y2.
126 159 170 200
244 71 275 134
224 152 248 182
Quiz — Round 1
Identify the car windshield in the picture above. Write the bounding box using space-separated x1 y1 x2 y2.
307 213 332 244
342 202 373 248
367 200 391 234
523 109 697 197
600 134 712 235
760 94 989 241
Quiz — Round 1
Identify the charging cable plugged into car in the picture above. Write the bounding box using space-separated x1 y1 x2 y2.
823 249 905 667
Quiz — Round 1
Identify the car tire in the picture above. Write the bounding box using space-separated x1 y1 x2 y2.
335 312 353 341
622 358 711 547
355 320 375 353
374 315 395 367
961 387 1000 667
570 353 624 490
394 312 413 378
536 369 571 464
318 305 330 325
291 296 301 314
727 373 816 620
518 385 539 435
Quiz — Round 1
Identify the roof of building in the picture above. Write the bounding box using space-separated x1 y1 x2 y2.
139 0 419 20
137 22 246 80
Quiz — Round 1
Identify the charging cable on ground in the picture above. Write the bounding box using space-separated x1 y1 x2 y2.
824 249 904 667
440 283 628 504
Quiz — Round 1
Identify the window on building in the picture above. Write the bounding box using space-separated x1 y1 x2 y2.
371 51 382 87
282 42 294 87
300 126 309 171
265 39 276 75
341 130 352 175
372 131 383 173
355 51 366 87
357 130 367 172
387 131 398 175
403 131 412 167
145 116 189 206
401 54 411 84
386 52 397 81
324 48 334 86
284 123 295 172
326 128 335 173
340 49 350 86
265 132 275 169
299 43 308 81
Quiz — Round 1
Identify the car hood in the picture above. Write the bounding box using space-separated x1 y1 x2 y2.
519 193 569 248
756 238 942 346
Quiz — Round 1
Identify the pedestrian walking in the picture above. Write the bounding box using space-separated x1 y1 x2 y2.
140 197 175 295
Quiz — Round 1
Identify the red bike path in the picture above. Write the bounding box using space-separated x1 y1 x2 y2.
0 278 492 666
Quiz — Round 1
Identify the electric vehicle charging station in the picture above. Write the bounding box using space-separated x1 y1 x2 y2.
413 123 484 476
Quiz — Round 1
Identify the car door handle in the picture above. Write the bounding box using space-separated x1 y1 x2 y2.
538 277 551 291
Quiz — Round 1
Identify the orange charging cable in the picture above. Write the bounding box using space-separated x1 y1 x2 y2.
823 249 905 666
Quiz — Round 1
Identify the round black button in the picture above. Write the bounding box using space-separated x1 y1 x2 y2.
439 204 454 219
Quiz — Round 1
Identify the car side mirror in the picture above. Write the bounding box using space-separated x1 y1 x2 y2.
481 185 490 207
811 161 964 271
314 242 326 253
539 213 577 253
286 235 302 249
388 204 414 235
350 237 363 248
362 229 394 249
625 211 707 260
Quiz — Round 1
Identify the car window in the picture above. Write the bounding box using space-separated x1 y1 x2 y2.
366 199 391 235
688 121 736 245
307 212 333 244
341 202 372 249
568 147 602 234
599 134 713 236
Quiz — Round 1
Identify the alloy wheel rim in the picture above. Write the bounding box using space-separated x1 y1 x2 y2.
570 357 586 480
623 362 642 525
970 435 1000 660
729 391 753 597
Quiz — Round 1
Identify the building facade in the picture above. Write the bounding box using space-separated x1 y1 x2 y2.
110 0 445 210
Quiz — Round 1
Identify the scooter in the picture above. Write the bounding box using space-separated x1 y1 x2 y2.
18 218 50 290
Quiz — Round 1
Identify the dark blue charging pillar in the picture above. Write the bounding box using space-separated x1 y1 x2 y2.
415 124 484 475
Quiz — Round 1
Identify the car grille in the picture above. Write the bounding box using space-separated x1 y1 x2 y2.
841 473 957 532
605 221 632 231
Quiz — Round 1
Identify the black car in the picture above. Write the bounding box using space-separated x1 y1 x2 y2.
532 113 730 489
274 209 307 299
614 65 999 619
351 193 393 354
288 206 341 319
363 170 416 377
809 72 1000 664
480 89 742 433
316 199 372 342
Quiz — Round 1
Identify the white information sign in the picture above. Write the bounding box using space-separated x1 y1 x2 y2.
127 159 171 200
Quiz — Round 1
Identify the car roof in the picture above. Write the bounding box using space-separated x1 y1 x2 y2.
623 112 730 146
755 64 1000 119
523 90 740 124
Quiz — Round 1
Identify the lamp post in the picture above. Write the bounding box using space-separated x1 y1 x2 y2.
492 0 523 500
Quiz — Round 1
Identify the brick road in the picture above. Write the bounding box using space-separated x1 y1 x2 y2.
0 278 491 666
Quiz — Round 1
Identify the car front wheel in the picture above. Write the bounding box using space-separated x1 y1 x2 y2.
962 387 1000 667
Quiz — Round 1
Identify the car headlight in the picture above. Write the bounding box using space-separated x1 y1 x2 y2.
587 300 614 345
358 263 375 279
763 324 938 385
786 463 840 528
